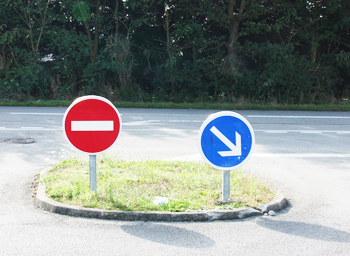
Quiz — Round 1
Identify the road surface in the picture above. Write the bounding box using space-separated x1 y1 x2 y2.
0 107 349 255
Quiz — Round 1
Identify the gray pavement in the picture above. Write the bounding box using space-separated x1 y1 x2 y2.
0 107 350 255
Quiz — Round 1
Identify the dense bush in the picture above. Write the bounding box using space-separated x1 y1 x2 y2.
1 0 349 104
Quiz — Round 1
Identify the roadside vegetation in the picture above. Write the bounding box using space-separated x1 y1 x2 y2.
1 1 350 105
1 99 350 111
40 156 275 212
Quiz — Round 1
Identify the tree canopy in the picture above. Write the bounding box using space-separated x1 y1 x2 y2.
1 0 349 104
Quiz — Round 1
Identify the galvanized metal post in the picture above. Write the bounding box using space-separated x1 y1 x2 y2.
222 171 230 201
89 155 97 193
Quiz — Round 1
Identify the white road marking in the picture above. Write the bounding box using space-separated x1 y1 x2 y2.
0 128 61 131
0 126 348 134
123 120 160 126
260 130 288 134
9 112 350 119
253 153 350 158
255 130 350 134
167 153 350 161
248 115 350 119
21 127 43 130
167 120 203 123
71 121 114 131
10 113 64 115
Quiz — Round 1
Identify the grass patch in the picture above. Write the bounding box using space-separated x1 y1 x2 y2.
40 156 275 212
1 99 350 111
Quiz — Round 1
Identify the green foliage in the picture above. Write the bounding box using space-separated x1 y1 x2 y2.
0 0 349 103
239 42 342 104
72 2 91 22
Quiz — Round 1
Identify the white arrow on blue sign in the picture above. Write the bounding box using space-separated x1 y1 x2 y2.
198 111 255 171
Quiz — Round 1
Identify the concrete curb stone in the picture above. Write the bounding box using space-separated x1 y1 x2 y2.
34 168 289 222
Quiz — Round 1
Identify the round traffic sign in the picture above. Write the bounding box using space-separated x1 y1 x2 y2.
63 95 122 154
198 111 255 171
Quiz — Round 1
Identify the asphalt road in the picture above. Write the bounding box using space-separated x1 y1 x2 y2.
0 106 350 255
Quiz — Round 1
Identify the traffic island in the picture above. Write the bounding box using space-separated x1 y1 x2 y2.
33 160 289 222
34 182 288 221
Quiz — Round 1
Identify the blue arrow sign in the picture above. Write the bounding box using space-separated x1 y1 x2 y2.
198 111 255 171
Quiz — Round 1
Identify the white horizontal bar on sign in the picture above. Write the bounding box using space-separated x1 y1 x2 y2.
71 121 114 131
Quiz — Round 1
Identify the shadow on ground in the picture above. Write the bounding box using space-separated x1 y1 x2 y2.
257 219 350 242
121 222 215 248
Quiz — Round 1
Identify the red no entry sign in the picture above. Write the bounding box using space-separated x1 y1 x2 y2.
63 95 122 154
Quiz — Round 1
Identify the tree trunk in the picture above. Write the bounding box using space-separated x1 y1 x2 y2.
88 0 107 65
226 0 247 72
91 0 101 65
114 0 119 39
311 30 318 62
165 3 175 94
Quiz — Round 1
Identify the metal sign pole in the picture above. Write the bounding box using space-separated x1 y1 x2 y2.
89 155 97 193
222 171 230 201
198 111 255 203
